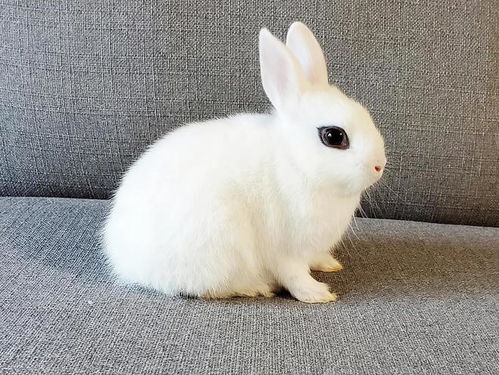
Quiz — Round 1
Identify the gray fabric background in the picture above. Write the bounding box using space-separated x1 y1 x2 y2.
0 1 498 226
1 197 498 374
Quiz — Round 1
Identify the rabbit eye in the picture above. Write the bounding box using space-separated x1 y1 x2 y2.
318 126 349 149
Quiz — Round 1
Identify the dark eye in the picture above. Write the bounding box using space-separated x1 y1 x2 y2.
318 126 349 149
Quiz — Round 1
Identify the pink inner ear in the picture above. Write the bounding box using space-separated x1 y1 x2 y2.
261 39 293 108
288 40 313 81
272 59 291 99
286 25 328 86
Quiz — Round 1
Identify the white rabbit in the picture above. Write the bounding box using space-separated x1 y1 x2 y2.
102 22 386 303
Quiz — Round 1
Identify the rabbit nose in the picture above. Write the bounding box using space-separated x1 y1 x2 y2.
374 165 383 172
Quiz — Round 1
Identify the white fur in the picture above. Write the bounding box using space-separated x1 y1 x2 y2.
102 22 386 303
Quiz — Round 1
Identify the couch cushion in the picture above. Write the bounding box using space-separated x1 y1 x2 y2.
0 1 497 226
0 197 497 374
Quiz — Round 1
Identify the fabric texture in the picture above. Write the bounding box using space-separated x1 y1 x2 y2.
0 197 497 374
0 1 497 226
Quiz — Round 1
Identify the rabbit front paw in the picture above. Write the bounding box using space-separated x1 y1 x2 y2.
289 280 337 304
310 254 343 272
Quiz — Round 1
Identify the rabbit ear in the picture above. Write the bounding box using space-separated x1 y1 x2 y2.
259 28 308 112
286 22 328 86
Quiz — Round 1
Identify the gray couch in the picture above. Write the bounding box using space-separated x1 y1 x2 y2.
1 1 497 374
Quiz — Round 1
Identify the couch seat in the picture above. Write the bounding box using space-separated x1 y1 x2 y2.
1 197 497 374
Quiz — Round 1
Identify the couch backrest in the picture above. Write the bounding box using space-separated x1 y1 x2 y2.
1 1 497 227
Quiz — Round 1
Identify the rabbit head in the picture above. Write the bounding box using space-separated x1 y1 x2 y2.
259 22 386 196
